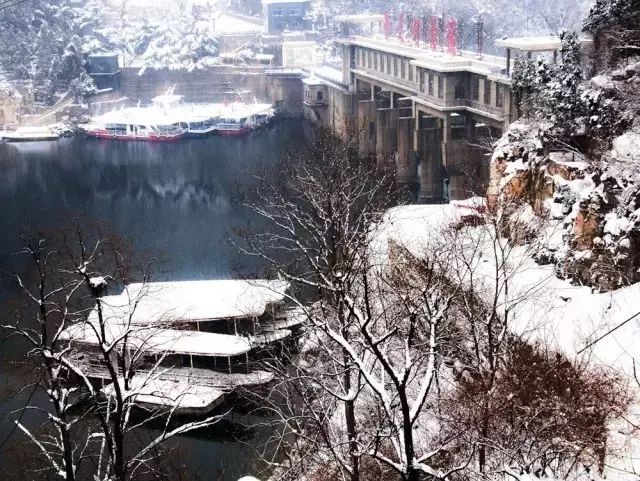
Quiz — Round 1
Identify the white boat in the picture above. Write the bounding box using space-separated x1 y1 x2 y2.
81 107 186 142
2 126 59 142
216 102 276 136
61 279 304 415
151 94 219 138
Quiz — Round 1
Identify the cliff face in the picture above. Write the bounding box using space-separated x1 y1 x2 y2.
488 120 640 292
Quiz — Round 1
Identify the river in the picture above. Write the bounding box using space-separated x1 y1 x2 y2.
0 120 308 480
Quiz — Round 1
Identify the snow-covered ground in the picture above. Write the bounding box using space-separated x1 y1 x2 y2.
377 201 640 479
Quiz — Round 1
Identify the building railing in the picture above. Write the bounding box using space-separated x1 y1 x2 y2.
414 94 506 118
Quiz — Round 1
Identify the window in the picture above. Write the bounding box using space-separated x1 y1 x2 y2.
484 80 492 105
454 83 465 100
272 7 283 16
427 73 434 96
368 51 373 68
374 53 379 71
400 59 405 78
317 90 324 101
386 55 391 74
471 75 479 101
437 75 444 99
496 84 504 108
394 57 398 76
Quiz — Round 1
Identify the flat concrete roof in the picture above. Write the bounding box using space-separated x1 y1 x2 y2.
340 36 506 76
495 36 593 52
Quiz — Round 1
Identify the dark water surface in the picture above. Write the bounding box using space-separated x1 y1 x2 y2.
0 120 307 480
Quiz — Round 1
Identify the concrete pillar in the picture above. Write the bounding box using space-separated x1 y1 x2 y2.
397 116 418 188
375 108 399 167
357 99 377 157
417 123 444 203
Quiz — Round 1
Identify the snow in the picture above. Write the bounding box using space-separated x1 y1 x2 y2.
103 375 224 410
591 74 615 90
87 279 288 326
495 35 593 52
378 201 640 480
61 322 254 356
214 13 262 35
604 212 632 236
612 133 640 162
88 276 106 288
308 65 343 84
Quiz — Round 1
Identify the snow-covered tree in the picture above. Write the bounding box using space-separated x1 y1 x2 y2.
3 224 222 481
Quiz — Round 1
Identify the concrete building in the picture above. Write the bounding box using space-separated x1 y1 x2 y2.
304 34 587 202
262 0 311 34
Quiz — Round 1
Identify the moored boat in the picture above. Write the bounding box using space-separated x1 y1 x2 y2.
2 126 60 142
216 103 275 137
81 108 186 142
61 279 303 415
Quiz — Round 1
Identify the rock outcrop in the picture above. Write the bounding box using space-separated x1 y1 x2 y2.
488 121 640 292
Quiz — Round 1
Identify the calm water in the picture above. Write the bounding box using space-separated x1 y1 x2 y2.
0 120 307 480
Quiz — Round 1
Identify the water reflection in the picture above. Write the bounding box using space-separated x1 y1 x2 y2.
0 121 305 279
0 121 306 480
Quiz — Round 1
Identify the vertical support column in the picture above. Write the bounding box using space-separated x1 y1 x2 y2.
376 106 399 167
416 109 445 203
506 47 512 76
397 115 418 188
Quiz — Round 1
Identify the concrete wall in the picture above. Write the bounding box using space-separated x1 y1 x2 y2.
114 66 303 117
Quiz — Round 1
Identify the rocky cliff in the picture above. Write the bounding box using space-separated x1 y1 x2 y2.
488 60 640 292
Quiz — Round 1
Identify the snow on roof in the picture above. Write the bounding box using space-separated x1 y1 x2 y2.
215 13 263 34
311 65 343 84
103 375 224 410
151 94 184 105
88 279 289 326
342 36 506 75
62 322 254 356
262 0 310 4
302 76 325 86
495 36 593 52
335 14 385 24
218 103 274 120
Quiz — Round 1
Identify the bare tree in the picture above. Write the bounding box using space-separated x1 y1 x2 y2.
3 224 223 481
238 129 479 481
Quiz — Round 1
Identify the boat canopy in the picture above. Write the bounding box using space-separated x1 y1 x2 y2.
85 279 289 326
61 322 255 356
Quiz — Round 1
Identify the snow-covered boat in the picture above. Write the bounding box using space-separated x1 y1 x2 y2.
2 126 60 142
152 93 219 138
215 102 276 136
62 279 303 415
81 108 185 142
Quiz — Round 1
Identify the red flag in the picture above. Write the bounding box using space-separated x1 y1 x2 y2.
446 18 458 55
383 11 391 40
429 16 438 50
398 13 404 42
412 19 421 47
